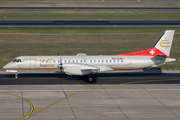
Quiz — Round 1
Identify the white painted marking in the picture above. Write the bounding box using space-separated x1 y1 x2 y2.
150 49 155 55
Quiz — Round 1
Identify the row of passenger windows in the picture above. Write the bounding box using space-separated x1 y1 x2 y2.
63 60 121 63
12 59 122 63
44 60 121 63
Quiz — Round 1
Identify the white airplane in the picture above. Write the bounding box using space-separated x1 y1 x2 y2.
3 30 176 82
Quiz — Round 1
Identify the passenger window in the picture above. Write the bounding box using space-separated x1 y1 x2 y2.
106 60 108 63
80 60 82 63
46 60 48 63
72 60 74 63
84 60 86 63
58 60 60 63
98 60 100 63
114 60 116 63
64 60 66 63
76 60 78 63
90 60 92 63
68 60 70 63
110 60 112 63
94 60 96 63
102 60 104 63
54 60 56 63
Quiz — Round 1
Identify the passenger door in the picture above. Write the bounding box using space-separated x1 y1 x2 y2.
30 59 35 69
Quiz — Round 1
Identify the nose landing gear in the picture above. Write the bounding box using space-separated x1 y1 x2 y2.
15 72 18 79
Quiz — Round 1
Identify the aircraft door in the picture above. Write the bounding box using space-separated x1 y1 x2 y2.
15 59 21 68
30 59 35 69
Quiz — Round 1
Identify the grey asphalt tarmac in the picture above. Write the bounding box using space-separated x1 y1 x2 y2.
0 71 180 120
0 20 180 27
0 71 180 84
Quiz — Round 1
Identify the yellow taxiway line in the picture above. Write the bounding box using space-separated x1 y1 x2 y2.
22 78 180 119
0 91 34 120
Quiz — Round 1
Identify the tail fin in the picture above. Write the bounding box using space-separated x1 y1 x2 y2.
154 30 175 57
117 30 175 58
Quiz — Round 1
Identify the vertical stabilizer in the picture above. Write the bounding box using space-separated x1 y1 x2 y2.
154 30 175 57
116 30 175 58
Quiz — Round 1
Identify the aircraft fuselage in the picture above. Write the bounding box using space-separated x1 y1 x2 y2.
4 55 154 71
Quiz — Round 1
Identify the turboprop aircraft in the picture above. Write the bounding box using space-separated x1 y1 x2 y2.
3 30 176 82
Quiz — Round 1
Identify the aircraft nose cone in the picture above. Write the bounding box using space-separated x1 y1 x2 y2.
3 63 10 70
3 65 7 69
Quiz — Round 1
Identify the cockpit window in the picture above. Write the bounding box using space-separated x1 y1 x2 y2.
12 59 22 62
16 59 22 62
12 59 17 62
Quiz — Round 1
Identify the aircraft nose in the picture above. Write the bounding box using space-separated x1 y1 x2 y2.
3 64 8 69
3 63 10 70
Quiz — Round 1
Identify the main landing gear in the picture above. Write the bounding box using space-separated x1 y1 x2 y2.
88 77 93 82
87 75 96 83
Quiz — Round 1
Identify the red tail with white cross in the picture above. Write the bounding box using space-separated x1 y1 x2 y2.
117 30 175 59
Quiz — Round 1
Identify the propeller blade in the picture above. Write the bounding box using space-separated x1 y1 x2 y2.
60 56 63 79
57 54 63 79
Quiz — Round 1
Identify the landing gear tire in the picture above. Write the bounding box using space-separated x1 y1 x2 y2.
88 77 93 82
87 75 96 83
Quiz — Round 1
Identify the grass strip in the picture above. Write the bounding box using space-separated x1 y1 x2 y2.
0 10 180 20
0 1 180 7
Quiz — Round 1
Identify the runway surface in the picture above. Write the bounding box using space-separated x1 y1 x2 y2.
0 71 180 84
0 71 180 120
0 20 180 27
0 7 180 10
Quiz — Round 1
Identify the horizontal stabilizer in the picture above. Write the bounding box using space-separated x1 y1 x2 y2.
166 58 176 63
151 55 166 67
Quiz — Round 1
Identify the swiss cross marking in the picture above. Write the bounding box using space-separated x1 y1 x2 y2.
150 50 155 55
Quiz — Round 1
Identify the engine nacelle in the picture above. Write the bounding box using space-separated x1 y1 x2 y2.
63 63 99 75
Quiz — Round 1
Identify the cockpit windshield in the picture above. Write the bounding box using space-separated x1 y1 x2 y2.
12 59 17 62
12 59 22 62
16 59 22 62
